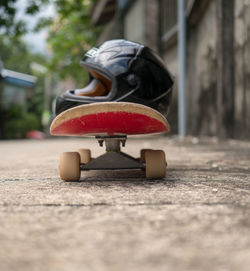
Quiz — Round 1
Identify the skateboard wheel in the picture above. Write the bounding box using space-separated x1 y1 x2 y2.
145 150 166 179
77 149 91 164
59 152 80 181
140 148 153 163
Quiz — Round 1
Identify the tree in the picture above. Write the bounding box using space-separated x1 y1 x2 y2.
0 35 43 73
1 0 100 84
0 0 100 138
0 0 50 36
47 0 102 84
0 34 46 138
0 34 46 117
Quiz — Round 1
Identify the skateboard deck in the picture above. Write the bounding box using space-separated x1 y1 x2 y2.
50 102 170 136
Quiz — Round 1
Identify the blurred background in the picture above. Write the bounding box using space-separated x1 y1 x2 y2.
0 0 249 140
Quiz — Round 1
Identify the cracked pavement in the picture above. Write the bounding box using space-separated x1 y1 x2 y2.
0 137 250 271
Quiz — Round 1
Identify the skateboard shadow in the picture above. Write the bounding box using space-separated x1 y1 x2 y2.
64 169 177 188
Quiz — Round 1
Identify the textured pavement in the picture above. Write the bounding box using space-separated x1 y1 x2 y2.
0 136 250 271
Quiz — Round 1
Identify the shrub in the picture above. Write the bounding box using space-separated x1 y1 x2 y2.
5 105 40 139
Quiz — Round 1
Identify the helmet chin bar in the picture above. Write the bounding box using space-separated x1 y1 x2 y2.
115 84 140 102
144 88 173 105
63 68 141 104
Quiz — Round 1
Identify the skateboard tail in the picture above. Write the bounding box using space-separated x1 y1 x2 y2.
50 111 169 136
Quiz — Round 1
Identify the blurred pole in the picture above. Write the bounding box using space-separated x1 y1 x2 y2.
44 75 51 111
43 75 51 135
177 0 186 137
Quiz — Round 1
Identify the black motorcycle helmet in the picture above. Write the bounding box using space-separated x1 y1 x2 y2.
54 39 174 116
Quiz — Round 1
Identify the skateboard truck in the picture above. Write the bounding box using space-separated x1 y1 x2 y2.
52 102 169 181
81 136 143 171
59 135 167 181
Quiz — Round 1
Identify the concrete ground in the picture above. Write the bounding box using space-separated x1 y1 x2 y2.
0 136 250 271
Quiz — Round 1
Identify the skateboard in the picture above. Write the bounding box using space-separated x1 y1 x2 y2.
50 102 170 181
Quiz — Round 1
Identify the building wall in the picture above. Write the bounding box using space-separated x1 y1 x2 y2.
163 0 250 138
163 0 218 136
186 0 217 136
163 46 178 133
124 0 145 43
97 17 123 44
234 0 250 138
93 0 250 138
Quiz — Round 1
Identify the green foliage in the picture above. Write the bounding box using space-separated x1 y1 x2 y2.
0 0 21 35
0 35 46 74
27 76 45 119
5 105 40 139
0 0 50 36
0 34 47 138
0 0 101 84
47 0 102 84
0 0 101 138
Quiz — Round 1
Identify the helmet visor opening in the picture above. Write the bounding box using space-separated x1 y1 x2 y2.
75 69 112 98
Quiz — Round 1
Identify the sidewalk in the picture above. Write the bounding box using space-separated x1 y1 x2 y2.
0 136 250 271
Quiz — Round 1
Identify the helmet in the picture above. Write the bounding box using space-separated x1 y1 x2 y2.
54 39 174 116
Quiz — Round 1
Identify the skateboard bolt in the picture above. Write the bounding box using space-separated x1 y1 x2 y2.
98 140 104 147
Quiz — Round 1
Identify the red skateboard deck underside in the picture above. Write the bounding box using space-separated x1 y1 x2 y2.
50 102 170 136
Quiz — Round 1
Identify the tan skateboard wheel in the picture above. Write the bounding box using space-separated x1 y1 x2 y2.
77 149 91 164
140 148 153 163
145 150 166 179
59 152 80 181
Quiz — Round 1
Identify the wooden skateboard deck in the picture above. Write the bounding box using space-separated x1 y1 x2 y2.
50 102 170 136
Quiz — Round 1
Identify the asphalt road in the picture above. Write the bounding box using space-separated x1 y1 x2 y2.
0 136 250 271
